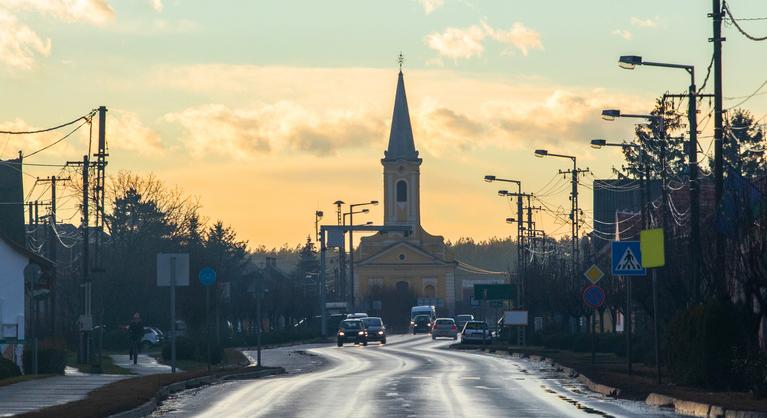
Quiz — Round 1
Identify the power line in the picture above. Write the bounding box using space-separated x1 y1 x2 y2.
24 119 90 159
0 111 95 135
723 1 767 41
725 79 767 110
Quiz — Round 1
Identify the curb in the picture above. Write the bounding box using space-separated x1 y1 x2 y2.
108 368 285 418
645 393 767 418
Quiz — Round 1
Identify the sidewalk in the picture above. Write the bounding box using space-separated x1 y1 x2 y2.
0 354 173 417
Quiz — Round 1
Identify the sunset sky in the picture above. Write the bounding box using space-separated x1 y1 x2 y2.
1 0 765 248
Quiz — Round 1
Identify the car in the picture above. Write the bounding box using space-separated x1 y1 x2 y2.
412 314 432 334
431 318 458 340
141 326 165 348
455 314 474 331
361 317 386 344
461 321 492 345
346 312 369 319
337 319 368 347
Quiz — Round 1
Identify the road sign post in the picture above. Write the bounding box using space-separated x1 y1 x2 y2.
198 267 216 372
611 241 645 375
582 284 605 366
640 228 665 384
157 253 189 374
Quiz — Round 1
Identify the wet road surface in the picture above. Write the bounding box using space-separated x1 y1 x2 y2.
153 334 683 418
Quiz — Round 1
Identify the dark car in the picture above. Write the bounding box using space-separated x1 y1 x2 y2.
361 317 386 344
337 319 368 347
412 314 433 334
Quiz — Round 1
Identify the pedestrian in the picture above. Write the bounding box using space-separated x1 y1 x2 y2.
128 312 144 365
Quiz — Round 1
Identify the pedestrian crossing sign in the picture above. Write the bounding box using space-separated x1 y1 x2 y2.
611 241 646 276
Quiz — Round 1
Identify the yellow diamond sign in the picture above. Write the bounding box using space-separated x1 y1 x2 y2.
583 264 604 284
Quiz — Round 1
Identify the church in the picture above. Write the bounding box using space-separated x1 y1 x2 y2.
354 69 507 316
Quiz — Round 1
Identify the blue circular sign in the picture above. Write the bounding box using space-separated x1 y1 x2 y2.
198 267 217 286
582 285 606 308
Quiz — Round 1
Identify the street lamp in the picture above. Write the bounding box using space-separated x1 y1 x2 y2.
505 217 516 224
534 149 548 158
314 210 324 243
590 139 607 149
347 200 379 312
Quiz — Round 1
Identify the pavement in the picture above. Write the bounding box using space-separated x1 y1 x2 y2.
151 334 685 418
0 354 172 417
110 353 177 375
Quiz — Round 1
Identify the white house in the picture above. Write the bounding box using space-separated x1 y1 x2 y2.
0 233 50 367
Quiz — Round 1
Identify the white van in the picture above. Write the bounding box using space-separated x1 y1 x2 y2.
410 305 436 323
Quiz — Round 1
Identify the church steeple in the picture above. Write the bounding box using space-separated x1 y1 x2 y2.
383 70 420 162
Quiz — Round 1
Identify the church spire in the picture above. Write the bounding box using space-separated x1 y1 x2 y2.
383 65 420 162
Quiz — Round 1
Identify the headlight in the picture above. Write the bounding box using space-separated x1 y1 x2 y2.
378 331 384 335
358 331 364 335
338 331 345 336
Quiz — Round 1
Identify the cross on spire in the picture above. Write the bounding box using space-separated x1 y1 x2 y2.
398 52 405 72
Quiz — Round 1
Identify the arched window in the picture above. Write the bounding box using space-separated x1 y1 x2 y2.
396 180 407 202
396 280 409 293
424 284 436 298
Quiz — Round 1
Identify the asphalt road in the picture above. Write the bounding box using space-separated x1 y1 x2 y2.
153 334 683 418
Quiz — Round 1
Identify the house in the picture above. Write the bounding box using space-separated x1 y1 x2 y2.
0 232 52 368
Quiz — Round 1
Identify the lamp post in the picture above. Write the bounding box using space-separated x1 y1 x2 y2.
618 55 701 304
534 149 583 281
486 176 524 295
314 210 324 243
591 138 648 375
347 200 378 312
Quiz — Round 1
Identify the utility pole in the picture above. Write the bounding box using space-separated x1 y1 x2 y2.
334 201 346 306
559 166 590 286
91 106 107 373
67 156 90 363
711 0 726 299
37 175 71 336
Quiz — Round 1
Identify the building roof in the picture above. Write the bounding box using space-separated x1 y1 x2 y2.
0 230 53 267
383 71 420 162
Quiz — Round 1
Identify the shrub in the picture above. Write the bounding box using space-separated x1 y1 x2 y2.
162 337 196 361
23 348 67 374
102 328 130 351
666 300 743 389
0 357 21 379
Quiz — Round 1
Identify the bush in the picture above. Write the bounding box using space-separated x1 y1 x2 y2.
23 348 67 374
161 337 224 365
666 300 743 389
0 357 21 379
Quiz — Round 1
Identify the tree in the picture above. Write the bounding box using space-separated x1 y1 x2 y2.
622 96 686 180
723 109 766 179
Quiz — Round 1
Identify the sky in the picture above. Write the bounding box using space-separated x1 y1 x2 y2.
1 0 766 249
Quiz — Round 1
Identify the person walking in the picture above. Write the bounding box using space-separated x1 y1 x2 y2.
128 313 144 365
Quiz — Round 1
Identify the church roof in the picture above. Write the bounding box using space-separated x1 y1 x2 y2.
383 71 420 162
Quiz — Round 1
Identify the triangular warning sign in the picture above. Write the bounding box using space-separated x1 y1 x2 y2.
617 247 642 271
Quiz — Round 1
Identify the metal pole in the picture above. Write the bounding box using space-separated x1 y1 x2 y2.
170 256 176 373
626 275 632 374
712 0 726 299
320 230 327 338
206 286 210 372
256 275 262 366
652 268 660 384
349 211 355 312
80 156 89 364
688 75 700 304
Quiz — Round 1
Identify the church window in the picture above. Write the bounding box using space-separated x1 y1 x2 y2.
396 180 407 202
398 254 406 261
424 284 436 298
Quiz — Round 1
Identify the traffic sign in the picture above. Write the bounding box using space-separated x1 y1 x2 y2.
198 267 217 286
583 264 604 284
473 284 515 300
640 228 665 268
611 241 646 276
582 285 606 308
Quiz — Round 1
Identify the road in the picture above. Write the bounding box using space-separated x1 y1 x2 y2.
153 334 683 418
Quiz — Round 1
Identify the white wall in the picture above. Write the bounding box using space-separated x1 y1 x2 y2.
0 238 28 365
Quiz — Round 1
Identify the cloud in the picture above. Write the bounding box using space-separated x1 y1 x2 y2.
630 16 659 28
482 21 543 56
0 0 115 25
425 20 542 61
106 110 165 156
0 117 79 157
0 0 114 71
425 25 485 60
149 0 163 13
416 0 444 14
0 9 51 71
164 103 385 159
611 29 632 40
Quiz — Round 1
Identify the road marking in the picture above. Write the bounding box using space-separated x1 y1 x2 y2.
409 376 432 379
458 376 480 380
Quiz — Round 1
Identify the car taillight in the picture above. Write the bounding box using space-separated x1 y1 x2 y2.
451 324 457 330
432 323 438 330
